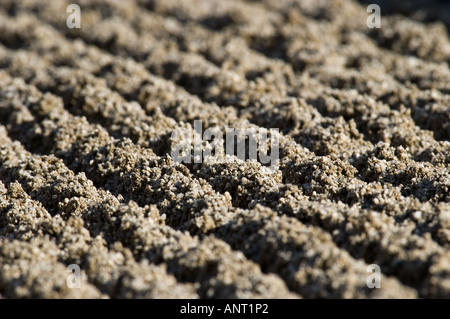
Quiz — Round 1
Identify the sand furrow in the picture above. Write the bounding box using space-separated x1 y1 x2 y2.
0 73 420 298
0 125 293 299
0 24 449 296
0 0 449 299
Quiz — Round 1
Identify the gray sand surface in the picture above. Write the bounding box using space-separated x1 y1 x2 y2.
0 0 449 298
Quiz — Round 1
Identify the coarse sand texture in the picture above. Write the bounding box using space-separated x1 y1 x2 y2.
0 0 449 298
